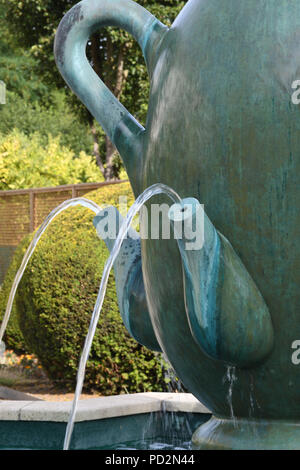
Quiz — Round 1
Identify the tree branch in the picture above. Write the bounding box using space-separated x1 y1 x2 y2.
114 48 125 100
90 32 102 77
88 118 105 177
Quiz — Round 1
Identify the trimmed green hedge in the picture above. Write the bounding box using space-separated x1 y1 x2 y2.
0 236 31 353
0 182 169 393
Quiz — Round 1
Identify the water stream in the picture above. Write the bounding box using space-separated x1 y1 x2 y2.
63 183 181 450
0 198 101 347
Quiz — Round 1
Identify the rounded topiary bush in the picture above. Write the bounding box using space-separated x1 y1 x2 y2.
0 234 31 354
1 182 169 393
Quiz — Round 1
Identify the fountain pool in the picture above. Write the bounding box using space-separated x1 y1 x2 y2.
0 393 211 450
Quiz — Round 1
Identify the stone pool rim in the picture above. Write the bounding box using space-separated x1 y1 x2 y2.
0 392 210 423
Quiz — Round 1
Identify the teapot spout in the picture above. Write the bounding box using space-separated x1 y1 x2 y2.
93 206 161 352
168 199 274 369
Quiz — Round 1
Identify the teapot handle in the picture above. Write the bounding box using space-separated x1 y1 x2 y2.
54 0 168 177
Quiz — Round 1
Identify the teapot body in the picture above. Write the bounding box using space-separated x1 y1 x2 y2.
137 0 300 421
54 0 300 429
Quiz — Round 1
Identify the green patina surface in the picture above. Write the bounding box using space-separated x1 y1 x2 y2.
93 207 161 352
54 0 300 449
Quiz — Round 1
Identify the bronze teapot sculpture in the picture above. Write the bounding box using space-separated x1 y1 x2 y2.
55 0 300 449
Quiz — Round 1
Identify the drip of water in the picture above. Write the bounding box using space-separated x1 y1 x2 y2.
249 373 261 413
249 374 255 419
248 373 261 437
141 411 156 445
63 183 181 450
156 356 193 448
223 365 237 427
139 404 193 450
0 197 101 346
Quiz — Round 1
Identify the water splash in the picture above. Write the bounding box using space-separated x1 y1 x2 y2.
63 183 181 450
0 197 101 346
160 357 192 446
139 403 193 450
141 411 156 446
137 354 192 449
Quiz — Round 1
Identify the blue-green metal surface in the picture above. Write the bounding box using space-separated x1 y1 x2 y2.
54 0 300 449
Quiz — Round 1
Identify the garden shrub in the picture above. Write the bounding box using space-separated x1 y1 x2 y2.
0 235 31 353
0 182 170 393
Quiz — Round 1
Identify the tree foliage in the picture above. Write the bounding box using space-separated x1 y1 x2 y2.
0 129 103 190
0 2 95 175
0 90 94 156
1 0 186 179
0 2 49 103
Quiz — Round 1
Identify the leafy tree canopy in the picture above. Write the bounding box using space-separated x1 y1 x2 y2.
0 129 103 190
1 0 186 179
0 90 94 156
